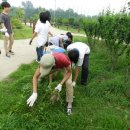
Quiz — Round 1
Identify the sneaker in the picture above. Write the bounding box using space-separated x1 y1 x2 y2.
36 59 40 64
6 53 10 58
81 82 87 86
67 108 72 115
9 50 15 55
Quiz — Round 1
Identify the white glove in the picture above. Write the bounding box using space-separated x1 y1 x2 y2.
72 81 76 87
5 32 9 38
55 84 62 92
0 28 7 33
27 92 37 107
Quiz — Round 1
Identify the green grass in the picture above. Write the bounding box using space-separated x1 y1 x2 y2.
0 36 130 130
56 25 85 35
13 26 33 40
0 26 33 40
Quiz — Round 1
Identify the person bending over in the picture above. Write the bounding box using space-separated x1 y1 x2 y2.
67 42 90 86
48 32 73 48
27 53 74 115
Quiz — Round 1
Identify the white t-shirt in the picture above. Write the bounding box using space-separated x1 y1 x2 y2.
59 34 68 41
67 42 90 66
48 34 68 47
36 19 51 30
35 22 50 47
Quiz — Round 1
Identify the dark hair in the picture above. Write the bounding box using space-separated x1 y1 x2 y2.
64 40 72 49
66 32 73 41
40 11 51 23
1 2 11 9
39 12 47 23
68 49 79 64
45 11 51 22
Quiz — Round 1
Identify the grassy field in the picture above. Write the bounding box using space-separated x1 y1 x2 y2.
0 26 33 40
55 25 85 34
0 36 130 130
13 26 33 40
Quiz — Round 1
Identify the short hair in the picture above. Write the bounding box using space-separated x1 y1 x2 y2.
39 11 51 23
68 49 79 64
45 11 51 22
1 2 11 9
66 32 73 41
39 12 47 23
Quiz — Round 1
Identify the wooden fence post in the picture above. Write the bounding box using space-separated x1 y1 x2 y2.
24 19 26 26
30 20 32 27
32 22 36 34
78 28 80 33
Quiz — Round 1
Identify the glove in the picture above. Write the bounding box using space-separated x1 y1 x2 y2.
27 92 37 107
55 84 62 92
5 32 9 38
72 81 76 87
0 28 7 33
29 40 32 45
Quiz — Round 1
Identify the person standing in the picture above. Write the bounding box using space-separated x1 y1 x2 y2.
67 42 90 86
0 1 14 58
36 11 53 37
29 12 50 63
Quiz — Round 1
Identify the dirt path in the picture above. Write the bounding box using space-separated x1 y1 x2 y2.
0 28 86 81
0 39 36 80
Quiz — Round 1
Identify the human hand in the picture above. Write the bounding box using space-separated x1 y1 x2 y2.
27 92 37 107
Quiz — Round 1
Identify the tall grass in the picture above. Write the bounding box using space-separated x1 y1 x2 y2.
0 36 130 130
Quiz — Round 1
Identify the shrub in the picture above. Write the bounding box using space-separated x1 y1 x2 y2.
12 19 23 29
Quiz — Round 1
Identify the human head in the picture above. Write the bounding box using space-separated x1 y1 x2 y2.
1 1 11 13
40 54 55 78
39 12 47 23
66 32 73 43
45 11 51 22
64 32 73 49
68 49 79 64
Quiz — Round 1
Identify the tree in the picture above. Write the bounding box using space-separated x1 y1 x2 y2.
22 1 35 20
10 7 25 20
68 18 74 26
2 0 7 2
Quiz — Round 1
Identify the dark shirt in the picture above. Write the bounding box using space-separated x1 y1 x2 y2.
0 13 12 34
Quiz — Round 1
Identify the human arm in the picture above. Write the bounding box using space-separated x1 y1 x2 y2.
60 65 72 85
29 32 37 45
59 38 64 48
55 65 72 91
72 58 83 86
73 66 80 82
27 66 41 107
48 31 53 37
0 14 6 29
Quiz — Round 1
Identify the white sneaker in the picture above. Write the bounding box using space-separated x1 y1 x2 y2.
36 59 40 64
6 53 10 58
67 108 72 115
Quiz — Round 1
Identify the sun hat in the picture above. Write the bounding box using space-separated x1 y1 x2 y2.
39 54 55 78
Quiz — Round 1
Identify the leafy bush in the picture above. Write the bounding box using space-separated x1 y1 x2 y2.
12 19 23 29
83 11 130 71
